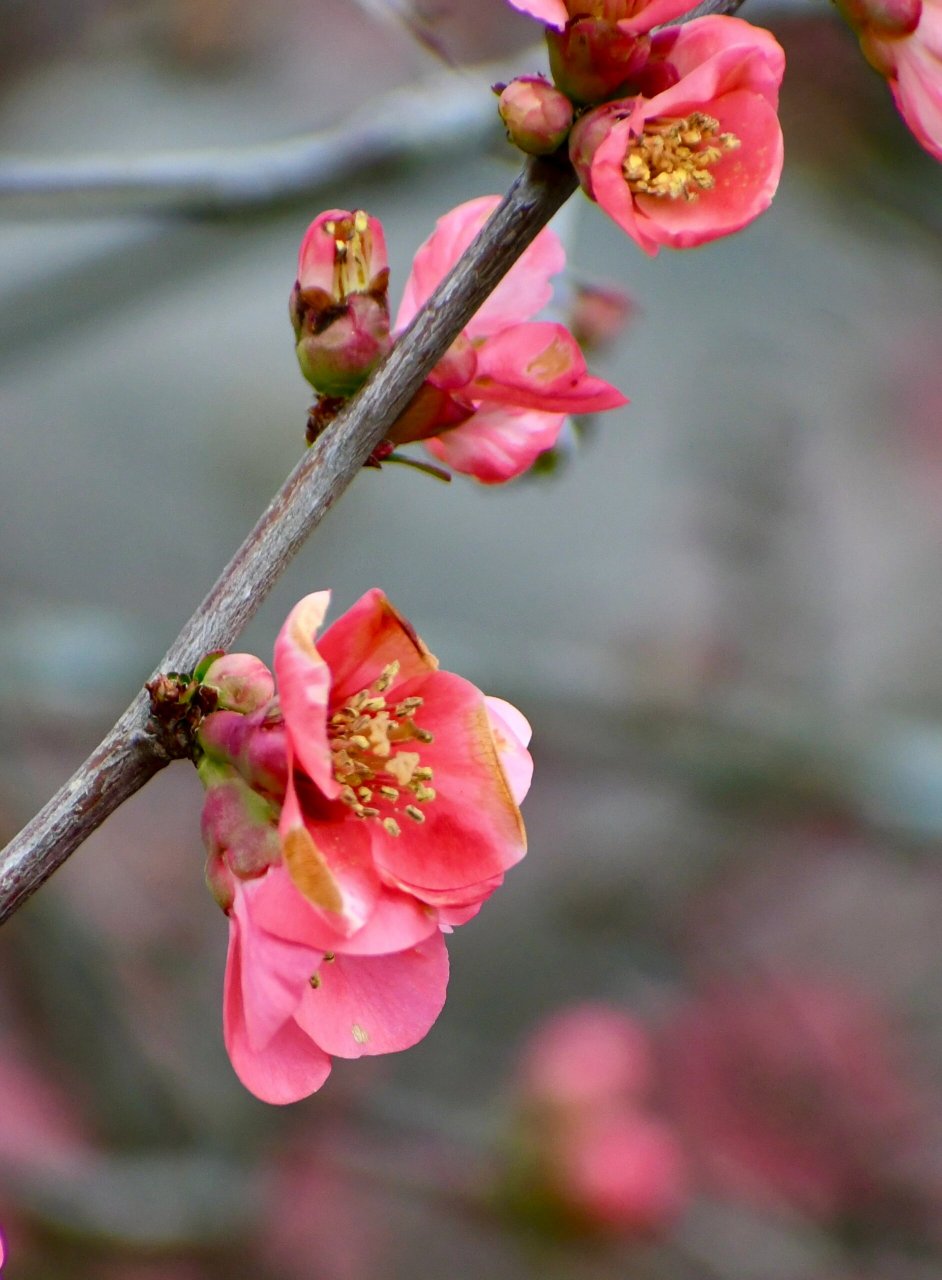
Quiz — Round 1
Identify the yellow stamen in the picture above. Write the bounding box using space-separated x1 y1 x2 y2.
624 112 740 202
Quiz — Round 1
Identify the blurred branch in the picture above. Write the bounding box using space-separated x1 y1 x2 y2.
0 154 578 925
0 60 506 216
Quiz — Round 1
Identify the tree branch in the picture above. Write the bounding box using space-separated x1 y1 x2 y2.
0 155 578 926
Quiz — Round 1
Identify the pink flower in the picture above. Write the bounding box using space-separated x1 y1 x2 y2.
197 589 532 1102
660 979 939 1223
569 17 785 254
505 0 697 33
843 0 942 160
393 197 627 482
506 1004 688 1236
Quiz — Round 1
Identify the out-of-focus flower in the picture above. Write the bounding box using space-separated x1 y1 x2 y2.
660 979 942 1224
839 0 942 160
392 197 627 481
567 281 636 352
569 17 785 253
497 76 575 154
196 590 532 1102
290 209 392 397
502 1004 688 1236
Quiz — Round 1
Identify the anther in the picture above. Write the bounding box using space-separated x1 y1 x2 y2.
405 805 425 823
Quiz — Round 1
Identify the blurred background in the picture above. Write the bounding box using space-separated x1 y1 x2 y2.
2 0 942 1275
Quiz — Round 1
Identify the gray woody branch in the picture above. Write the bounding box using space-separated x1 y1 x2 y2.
0 156 578 926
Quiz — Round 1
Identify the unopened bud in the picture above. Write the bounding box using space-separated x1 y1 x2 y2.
199 760 282 885
498 76 574 156
547 19 648 105
198 652 275 714
291 208 392 398
568 282 635 352
198 705 289 798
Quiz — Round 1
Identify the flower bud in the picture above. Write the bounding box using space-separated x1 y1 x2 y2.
198 705 289 799
290 209 392 398
567 102 624 199
198 652 275 714
547 19 648 105
199 759 282 891
568 282 635 352
497 76 574 155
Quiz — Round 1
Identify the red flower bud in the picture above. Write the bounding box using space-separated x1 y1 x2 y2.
497 76 574 155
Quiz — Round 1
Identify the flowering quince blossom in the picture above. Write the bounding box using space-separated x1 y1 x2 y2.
568 17 786 254
391 196 627 482
840 0 942 161
196 589 532 1103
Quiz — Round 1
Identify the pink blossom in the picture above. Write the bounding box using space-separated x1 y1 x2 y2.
517 1003 653 1109
393 197 627 482
660 979 939 1222
507 1004 689 1236
569 17 785 254
554 1110 688 1233
505 0 698 36
197 589 532 1102
846 0 942 160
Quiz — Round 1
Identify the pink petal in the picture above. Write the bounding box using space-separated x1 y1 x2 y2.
486 695 534 805
280 767 381 936
223 899 331 1103
370 671 527 897
273 592 337 798
470 322 628 414
893 39 942 160
296 933 449 1058
316 588 438 702
424 405 566 483
253 865 439 955
616 0 705 34
395 197 565 339
658 16 785 105
504 0 570 27
232 880 322 1053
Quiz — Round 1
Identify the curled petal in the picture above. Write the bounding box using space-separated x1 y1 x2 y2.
396 196 565 339
280 767 381 937
296 933 449 1058
486 695 534 806
424 405 566 483
471 322 628 414
316 588 438 699
223 890 331 1104
274 592 336 798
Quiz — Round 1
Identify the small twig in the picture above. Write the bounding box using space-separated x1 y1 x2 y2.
0 61 508 216
0 155 578 926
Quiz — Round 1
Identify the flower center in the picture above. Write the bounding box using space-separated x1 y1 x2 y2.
322 210 375 300
623 113 740 201
328 661 436 838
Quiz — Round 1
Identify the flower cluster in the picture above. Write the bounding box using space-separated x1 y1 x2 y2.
503 0 786 254
195 590 532 1103
293 197 627 483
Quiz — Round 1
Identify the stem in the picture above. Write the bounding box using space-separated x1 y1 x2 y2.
0 156 577 926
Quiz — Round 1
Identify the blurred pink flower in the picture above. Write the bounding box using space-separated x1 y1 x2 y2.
569 17 785 253
505 0 699 34
507 1004 688 1236
198 589 532 1102
517 1002 653 1109
660 979 939 1223
845 0 942 160
393 197 627 482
